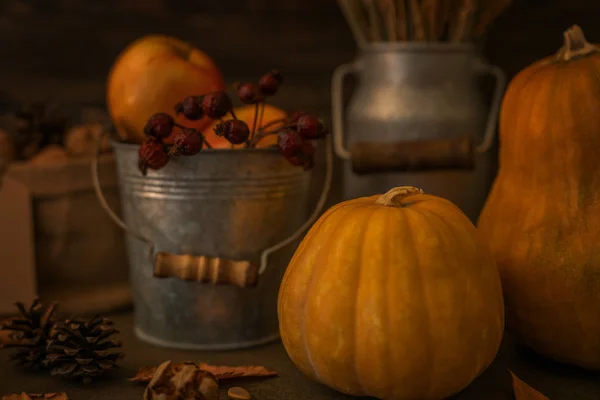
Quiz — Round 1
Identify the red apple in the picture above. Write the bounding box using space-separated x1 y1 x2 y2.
107 35 225 144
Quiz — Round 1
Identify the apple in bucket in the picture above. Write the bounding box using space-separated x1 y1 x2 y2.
137 69 329 175
107 35 225 144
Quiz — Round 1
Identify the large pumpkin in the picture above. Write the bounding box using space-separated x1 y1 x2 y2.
278 186 504 400
477 25 600 369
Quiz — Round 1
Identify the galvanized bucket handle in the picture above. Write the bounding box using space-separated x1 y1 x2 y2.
92 128 332 289
331 57 507 173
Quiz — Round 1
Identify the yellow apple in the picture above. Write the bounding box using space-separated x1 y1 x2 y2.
107 35 225 144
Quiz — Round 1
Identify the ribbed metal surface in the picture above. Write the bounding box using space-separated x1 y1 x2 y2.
113 142 310 350
123 174 308 200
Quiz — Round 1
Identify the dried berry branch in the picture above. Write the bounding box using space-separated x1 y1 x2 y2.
255 69 281 140
138 69 330 174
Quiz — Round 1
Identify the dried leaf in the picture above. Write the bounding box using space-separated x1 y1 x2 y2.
196 363 277 380
509 370 550 400
129 361 278 383
2 393 69 400
129 365 157 382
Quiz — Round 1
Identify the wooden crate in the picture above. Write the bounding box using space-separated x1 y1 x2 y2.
0 153 130 316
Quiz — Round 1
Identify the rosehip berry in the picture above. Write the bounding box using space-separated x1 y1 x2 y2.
236 82 260 104
287 111 309 123
286 153 315 170
286 155 303 166
175 96 204 120
277 129 304 158
296 114 325 139
169 128 204 156
215 119 250 145
302 141 316 157
289 141 316 170
202 91 233 119
302 156 315 171
138 139 169 176
258 70 282 96
301 146 316 171
143 113 174 139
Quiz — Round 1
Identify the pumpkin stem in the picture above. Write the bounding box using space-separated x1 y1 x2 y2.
556 25 600 62
375 186 424 207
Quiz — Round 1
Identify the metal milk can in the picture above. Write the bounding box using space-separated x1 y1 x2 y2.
332 43 506 222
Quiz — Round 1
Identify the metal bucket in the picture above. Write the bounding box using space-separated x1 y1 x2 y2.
92 137 333 350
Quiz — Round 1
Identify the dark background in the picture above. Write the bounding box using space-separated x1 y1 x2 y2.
0 0 599 118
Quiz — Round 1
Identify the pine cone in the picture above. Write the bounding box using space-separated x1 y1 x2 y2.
44 316 123 384
7 102 70 160
0 298 58 370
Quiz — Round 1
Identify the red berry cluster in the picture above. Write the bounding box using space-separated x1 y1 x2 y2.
137 69 329 175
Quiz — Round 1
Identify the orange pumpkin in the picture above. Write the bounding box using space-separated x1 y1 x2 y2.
278 186 504 400
477 25 600 369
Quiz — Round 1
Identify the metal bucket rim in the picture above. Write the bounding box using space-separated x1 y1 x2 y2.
359 42 476 54
110 139 281 155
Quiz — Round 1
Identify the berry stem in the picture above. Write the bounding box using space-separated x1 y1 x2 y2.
174 123 187 130
230 109 238 120
249 124 296 147
249 131 275 147
203 136 213 149
259 117 287 131
250 102 260 140
257 101 267 132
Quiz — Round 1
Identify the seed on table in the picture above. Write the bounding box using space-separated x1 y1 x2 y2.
228 386 251 400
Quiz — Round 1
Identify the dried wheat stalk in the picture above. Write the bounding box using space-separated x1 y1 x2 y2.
474 0 512 36
420 0 438 41
378 0 398 41
450 0 476 42
396 0 408 40
409 0 426 41
338 0 368 47
438 0 454 40
363 0 383 42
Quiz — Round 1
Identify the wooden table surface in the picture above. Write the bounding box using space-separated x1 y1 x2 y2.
0 311 599 399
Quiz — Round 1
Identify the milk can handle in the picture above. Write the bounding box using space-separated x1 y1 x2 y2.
92 129 332 284
475 61 507 154
332 59 363 161
331 59 507 158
